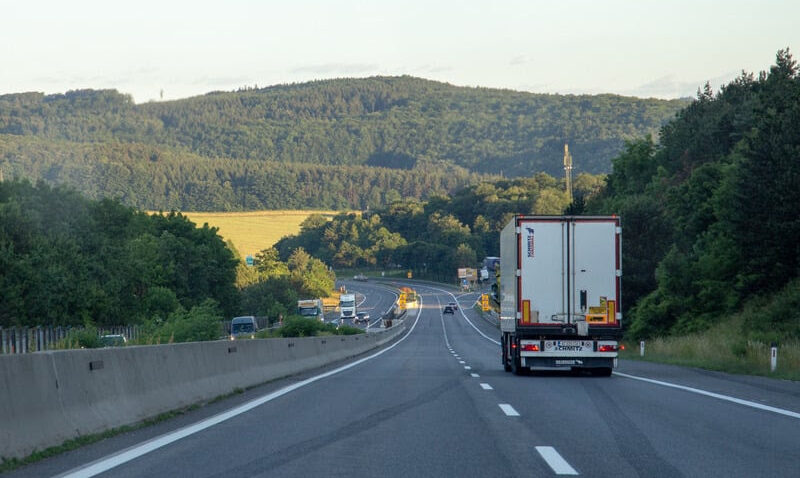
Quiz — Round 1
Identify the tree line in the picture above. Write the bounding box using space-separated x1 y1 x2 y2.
0 178 342 333
585 49 800 343
274 173 604 279
0 135 481 211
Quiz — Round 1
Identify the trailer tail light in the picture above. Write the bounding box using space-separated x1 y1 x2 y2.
522 343 539 352
598 344 618 352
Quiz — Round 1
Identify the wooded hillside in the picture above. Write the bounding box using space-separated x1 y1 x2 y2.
0 77 685 210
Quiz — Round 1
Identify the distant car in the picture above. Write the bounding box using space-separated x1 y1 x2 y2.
100 334 127 347
355 312 370 324
353 273 368 281
448 302 458 310
443 305 455 314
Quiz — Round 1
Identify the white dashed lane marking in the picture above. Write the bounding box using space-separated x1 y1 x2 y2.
498 404 520 416
536 446 579 475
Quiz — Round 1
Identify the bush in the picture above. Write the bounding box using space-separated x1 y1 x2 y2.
139 299 224 343
54 326 102 349
268 316 364 337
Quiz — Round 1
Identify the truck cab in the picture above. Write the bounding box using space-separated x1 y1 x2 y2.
297 299 324 321
339 293 356 320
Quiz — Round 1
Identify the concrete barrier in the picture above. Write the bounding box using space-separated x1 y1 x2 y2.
0 320 407 460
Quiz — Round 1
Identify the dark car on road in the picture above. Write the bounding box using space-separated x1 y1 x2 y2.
355 312 370 324
448 301 458 310
443 305 455 314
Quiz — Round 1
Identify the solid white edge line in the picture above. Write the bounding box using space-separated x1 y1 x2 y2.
480 383 493 390
57 298 425 478
613 371 800 420
536 446 579 475
498 404 520 416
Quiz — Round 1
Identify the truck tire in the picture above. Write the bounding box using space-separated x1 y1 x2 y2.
511 340 525 376
593 367 613 377
502 335 512 372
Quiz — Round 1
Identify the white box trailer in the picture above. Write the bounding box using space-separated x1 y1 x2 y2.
500 216 622 376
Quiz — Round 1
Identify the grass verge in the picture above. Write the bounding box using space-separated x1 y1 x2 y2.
621 331 800 381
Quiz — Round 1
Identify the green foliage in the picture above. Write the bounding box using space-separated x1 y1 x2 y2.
54 325 102 349
238 276 297 319
590 49 800 341
0 180 239 328
265 316 363 337
0 77 685 211
272 173 607 282
139 299 223 343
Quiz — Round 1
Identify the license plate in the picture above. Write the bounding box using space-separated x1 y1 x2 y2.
544 340 593 352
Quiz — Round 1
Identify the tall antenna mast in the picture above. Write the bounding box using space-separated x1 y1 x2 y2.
563 143 573 203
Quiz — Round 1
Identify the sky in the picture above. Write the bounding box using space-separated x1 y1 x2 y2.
2 0 798 104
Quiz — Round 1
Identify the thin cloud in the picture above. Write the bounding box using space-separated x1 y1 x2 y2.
509 55 531 66
413 64 453 74
291 63 378 75
624 71 741 99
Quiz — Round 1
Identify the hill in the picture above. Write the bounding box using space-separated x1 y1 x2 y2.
0 76 688 210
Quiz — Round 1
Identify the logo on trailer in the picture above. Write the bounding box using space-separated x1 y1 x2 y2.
526 227 535 258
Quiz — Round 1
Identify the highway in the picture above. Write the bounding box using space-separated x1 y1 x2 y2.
11 281 800 477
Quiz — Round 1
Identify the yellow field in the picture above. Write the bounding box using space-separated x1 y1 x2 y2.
180 210 341 258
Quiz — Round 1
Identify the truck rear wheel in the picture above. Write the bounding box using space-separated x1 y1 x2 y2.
510 340 525 376
593 367 613 377
502 335 512 372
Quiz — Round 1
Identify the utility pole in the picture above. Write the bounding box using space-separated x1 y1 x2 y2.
563 143 573 203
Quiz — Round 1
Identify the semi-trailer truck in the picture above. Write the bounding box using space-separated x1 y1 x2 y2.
500 215 622 376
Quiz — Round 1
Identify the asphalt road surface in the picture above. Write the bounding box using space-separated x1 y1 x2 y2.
11 281 800 477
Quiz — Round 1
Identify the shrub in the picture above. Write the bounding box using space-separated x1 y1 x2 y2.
54 326 102 349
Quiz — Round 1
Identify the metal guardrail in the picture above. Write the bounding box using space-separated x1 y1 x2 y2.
0 325 141 354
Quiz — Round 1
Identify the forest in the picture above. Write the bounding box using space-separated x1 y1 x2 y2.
0 76 685 211
0 180 336 330
0 180 238 328
585 50 800 342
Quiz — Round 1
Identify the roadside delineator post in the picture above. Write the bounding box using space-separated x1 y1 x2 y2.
640 340 645 357
770 342 778 372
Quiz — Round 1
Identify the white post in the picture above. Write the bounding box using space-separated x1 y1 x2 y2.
640 340 645 357
770 343 778 372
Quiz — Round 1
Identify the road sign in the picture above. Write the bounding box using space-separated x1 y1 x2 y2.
481 293 490 311
245 255 254 266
